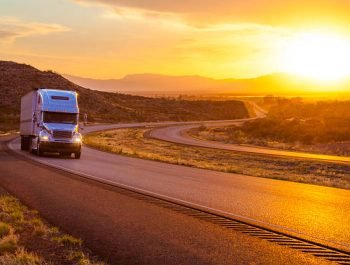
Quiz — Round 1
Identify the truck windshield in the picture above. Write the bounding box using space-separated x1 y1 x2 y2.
43 112 78 124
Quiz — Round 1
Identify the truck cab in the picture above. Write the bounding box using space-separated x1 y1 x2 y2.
20 89 82 159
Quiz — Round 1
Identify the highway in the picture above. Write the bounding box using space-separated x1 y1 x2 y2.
149 123 350 163
0 135 331 265
7 122 350 257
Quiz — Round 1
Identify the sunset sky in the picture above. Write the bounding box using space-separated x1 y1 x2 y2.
2 0 350 80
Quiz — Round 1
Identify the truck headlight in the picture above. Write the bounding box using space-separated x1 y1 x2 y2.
73 133 82 143
39 131 50 141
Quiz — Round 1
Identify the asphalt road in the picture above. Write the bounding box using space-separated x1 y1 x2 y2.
149 123 350 163
8 123 350 254
0 136 331 265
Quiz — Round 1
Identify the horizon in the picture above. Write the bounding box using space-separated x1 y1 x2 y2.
2 59 350 98
5 59 350 87
63 70 287 80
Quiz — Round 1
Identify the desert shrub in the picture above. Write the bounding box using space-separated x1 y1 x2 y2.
234 100 350 145
197 125 206 131
0 248 45 265
0 223 10 238
0 234 18 255
52 234 82 246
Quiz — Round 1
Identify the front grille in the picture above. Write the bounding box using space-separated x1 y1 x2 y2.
53 130 72 139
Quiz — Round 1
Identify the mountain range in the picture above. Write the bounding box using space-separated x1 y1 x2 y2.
64 73 350 96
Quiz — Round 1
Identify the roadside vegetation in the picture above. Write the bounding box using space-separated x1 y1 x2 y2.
0 113 17 135
0 193 107 265
190 98 350 156
84 128 350 190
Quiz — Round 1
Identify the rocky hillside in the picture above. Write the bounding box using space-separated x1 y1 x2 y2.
0 61 249 131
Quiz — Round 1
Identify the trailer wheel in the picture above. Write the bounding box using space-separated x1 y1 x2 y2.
74 152 81 159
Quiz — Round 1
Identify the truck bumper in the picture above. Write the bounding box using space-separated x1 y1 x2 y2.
39 142 81 153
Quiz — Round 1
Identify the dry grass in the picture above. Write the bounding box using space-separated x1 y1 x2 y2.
188 125 350 157
0 223 10 238
0 248 46 265
52 235 82 246
85 128 350 190
0 195 107 265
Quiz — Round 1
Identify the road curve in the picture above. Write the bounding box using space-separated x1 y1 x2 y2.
149 123 350 163
8 123 350 254
1 136 333 265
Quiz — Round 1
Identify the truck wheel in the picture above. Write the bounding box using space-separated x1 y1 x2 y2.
20 136 29 151
74 152 81 159
20 137 25 150
37 142 43 156
29 138 36 155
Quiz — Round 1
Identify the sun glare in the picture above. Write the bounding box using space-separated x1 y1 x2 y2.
281 32 350 82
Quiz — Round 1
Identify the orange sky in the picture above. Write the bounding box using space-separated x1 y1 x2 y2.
1 0 350 79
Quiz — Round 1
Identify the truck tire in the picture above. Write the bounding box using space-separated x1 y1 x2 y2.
74 152 81 159
20 137 25 150
29 138 36 155
20 136 30 151
37 142 43 156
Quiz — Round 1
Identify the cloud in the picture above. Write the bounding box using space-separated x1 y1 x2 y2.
0 17 70 43
72 0 350 28
69 1 297 78
175 23 292 61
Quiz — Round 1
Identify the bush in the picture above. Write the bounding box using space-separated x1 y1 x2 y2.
0 234 18 255
0 223 10 238
234 100 350 145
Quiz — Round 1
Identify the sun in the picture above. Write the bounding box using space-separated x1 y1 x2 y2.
280 32 350 82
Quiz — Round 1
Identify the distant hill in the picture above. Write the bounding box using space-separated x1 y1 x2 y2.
64 73 350 96
0 61 249 131
64 73 220 95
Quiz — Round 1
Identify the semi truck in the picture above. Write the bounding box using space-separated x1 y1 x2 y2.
20 88 82 159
